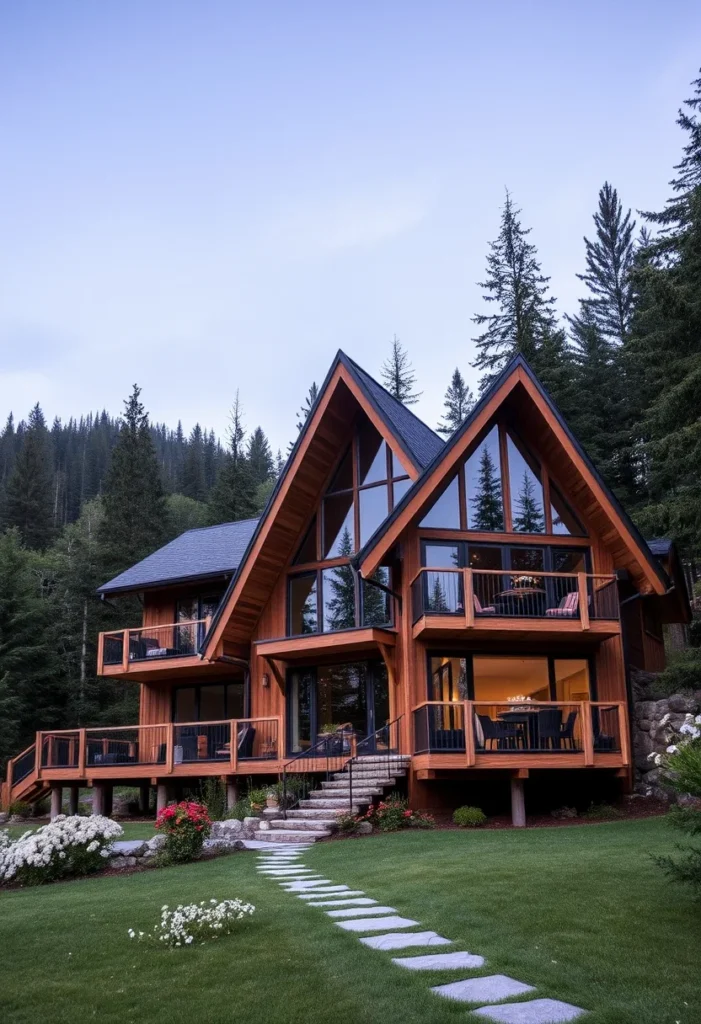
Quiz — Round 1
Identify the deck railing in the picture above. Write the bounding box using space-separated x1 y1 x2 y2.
98 618 210 670
412 700 627 763
411 569 619 628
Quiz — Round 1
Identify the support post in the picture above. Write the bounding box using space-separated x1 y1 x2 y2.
103 784 113 818
92 783 105 816
510 774 526 828
226 781 239 810
156 783 168 815
50 784 63 820
68 784 80 816
139 783 151 814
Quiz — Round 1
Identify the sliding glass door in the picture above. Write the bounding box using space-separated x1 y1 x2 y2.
287 660 389 754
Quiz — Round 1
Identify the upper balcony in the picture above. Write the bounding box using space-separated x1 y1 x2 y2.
97 618 210 678
410 568 620 642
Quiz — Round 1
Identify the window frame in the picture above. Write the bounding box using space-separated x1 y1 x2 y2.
425 649 598 703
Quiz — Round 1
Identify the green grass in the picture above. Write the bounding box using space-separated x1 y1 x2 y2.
1 818 698 1024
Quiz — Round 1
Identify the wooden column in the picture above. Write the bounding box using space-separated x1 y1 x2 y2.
92 783 105 816
121 630 130 671
464 701 476 767
156 783 169 814
68 784 80 816
50 784 63 820
578 573 590 630
581 702 595 766
463 569 474 629
510 775 526 828
226 781 239 810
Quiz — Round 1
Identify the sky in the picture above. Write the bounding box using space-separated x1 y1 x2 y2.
1 1 700 454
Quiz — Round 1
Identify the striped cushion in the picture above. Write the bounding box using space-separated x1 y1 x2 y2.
545 591 579 618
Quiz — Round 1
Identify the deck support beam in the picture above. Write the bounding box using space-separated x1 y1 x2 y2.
510 774 526 828
226 781 239 810
50 784 63 820
68 784 80 816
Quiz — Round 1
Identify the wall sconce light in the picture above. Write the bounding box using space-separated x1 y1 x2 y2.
262 673 270 688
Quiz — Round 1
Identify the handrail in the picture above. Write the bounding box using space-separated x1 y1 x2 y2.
409 567 616 586
347 714 404 814
412 699 626 711
101 618 207 637
281 725 356 820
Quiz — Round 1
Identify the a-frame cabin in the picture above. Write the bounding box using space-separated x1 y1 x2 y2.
2 353 689 830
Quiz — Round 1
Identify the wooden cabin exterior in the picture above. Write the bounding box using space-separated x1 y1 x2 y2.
2 353 690 824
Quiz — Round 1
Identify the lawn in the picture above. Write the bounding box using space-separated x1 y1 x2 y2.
0 818 698 1024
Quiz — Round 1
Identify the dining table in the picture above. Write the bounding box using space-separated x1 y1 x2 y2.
497 706 542 750
494 587 547 616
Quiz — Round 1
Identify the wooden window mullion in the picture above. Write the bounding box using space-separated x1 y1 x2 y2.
499 424 513 532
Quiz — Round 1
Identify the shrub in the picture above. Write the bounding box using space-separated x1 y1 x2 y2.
155 801 212 864
0 815 123 885
362 796 435 832
453 805 487 828
648 650 701 698
652 715 701 892
334 812 359 834
582 802 621 821
198 779 227 821
8 800 31 818
129 898 255 947
225 798 252 821
247 788 268 813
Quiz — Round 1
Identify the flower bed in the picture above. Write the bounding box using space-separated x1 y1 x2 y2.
0 815 123 885
337 796 435 834
129 898 255 947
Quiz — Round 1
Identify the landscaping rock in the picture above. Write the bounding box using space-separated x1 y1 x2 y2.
633 689 701 798
357 821 373 834
110 856 137 870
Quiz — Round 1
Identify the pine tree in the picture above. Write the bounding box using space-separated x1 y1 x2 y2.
381 335 422 405
437 368 474 436
207 392 258 525
428 573 449 612
296 383 319 433
512 471 545 533
98 385 168 578
247 426 274 486
577 182 636 345
275 449 285 477
470 446 504 531
472 192 563 389
626 71 701 554
323 528 356 630
182 424 207 502
5 404 55 549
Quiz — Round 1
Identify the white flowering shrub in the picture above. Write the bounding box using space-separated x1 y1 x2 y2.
0 815 123 886
129 899 255 948
649 714 701 891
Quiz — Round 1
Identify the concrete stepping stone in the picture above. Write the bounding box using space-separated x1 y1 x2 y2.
257 869 317 876
307 897 378 908
298 890 366 899
392 951 485 970
326 906 397 919
280 879 336 890
335 916 420 933
472 999 586 1023
432 976 535 1004
360 931 452 951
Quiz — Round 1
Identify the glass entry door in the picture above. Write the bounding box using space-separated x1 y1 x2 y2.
287 660 389 754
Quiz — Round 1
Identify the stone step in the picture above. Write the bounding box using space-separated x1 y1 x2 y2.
299 798 362 810
253 829 328 843
321 778 397 790
355 755 410 764
308 788 378 800
331 771 404 782
286 807 358 820
270 818 336 831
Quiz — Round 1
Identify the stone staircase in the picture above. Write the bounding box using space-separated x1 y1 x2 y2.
254 755 411 843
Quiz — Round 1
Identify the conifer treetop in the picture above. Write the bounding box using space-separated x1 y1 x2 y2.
381 335 422 405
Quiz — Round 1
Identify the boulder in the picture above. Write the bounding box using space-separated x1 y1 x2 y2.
668 693 698 714
357 821 373 834
110 856 137 870
147 833 166 852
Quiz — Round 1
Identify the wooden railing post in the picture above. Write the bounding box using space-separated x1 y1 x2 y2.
618 703 630 765
165 722 174 774
578 573 590 630
97 631 105 674
581 702 594 765
464 701 476 766
463 569 474 629
78 729 86 777
121 629 129 671
229 721 238 773
36 731 43 776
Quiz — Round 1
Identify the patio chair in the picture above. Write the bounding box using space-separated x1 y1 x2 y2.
545 591 579 618
537 709 564 749
473 594 497 615
237 725 256 759
560 710 578 750
477 714 523 751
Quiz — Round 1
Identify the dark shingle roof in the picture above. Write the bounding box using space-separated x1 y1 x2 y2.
343 355 444 469
97 518 260 595
647 538 674 559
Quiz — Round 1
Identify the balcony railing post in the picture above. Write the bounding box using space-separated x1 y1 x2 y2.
618 703 630 765
230 720 238 773
165 722 174 774
97 631 105 674
121 629 129 671
78 729 86 776
463 569 474 628
581 701 594 765
464 701 476 766
578 573 590 630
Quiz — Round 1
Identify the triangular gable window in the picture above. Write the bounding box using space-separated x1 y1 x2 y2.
507 435 545 534
550 485 586 536
466 426 504 532
419 476 461 529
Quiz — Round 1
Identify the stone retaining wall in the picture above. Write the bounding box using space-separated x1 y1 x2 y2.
633 689 701 799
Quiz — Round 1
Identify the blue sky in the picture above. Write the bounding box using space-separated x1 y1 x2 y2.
1 2 700 453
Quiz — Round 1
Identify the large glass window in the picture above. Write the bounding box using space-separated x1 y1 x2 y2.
358 418 387 485
466 426 504 531
429 657 468 702
507 436 545 533
289 669 313 753
359 484 389 546
362 568 392 627
322 493 355 558
550 486 586 536
419 476 461 528
472 655 550 702
287 660 389 753
173 682 245 723
288 573 318 634
553 660 590 701
321 565 356 632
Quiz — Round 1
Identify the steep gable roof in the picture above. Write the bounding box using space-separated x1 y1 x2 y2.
202 351 442 652
355 354 669 597
97 519 259 596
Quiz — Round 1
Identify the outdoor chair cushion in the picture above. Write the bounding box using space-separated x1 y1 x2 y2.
545 591 579 617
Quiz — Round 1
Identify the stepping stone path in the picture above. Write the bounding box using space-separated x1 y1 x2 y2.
255 847 587 1023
